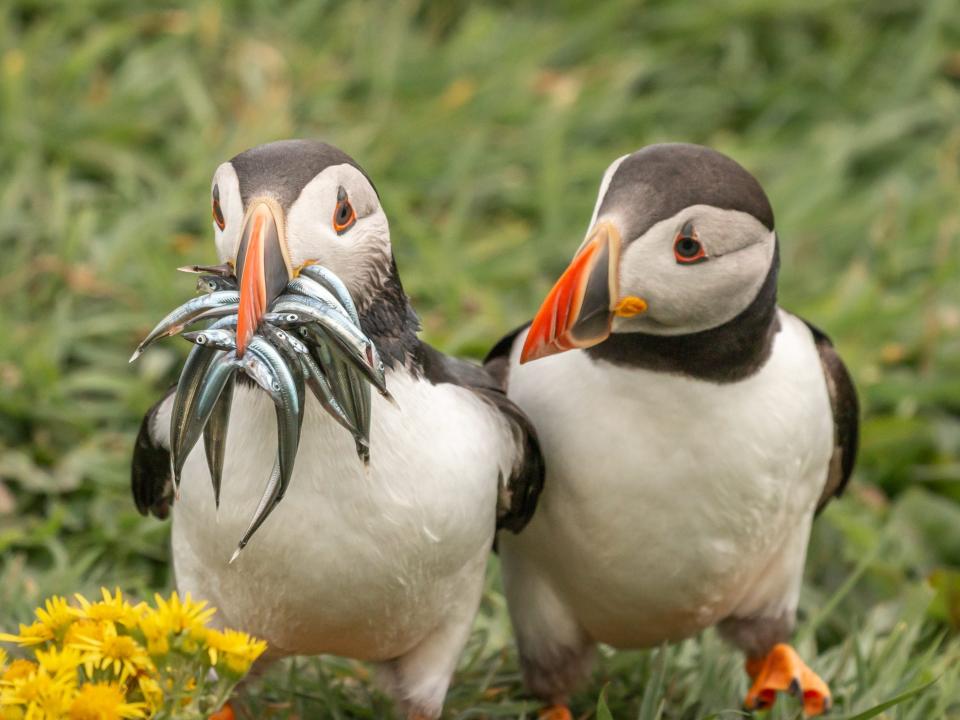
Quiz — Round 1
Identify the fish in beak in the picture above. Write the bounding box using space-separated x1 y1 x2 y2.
520 221 647 363
235 198 293 356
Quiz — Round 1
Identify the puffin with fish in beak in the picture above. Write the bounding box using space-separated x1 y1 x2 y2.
487 143 858 718
131 139 544 719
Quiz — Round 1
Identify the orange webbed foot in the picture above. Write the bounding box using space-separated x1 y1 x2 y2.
538 705 573 720
208 702 236 720
744 643 831 716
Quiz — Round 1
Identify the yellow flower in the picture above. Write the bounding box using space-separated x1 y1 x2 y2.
206 629 267 675
65 619 107 648
0 621 52 647
67 682 147 720
135 614 169 658
35 645 83 676
147 593 216 636
135 675 162 713
1 659 37 683
73 589 140 629
37 595 76 636
0 705 24 720
69 624 152 683
0 596 74 646
0 664 74 714
0 596 76 647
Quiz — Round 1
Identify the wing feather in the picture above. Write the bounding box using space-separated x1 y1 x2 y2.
801 319 859 512
131 385 176 519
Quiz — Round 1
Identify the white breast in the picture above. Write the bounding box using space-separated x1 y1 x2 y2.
171 370 503 661
498 310 834 648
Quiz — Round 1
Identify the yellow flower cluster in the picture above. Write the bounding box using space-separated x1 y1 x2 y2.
0 589 267 720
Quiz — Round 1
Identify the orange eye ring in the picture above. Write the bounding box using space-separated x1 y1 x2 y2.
673 225 706 264
212 198 226 231
333 196 357 234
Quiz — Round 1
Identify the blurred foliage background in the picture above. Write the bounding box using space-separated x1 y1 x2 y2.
1 0 960 717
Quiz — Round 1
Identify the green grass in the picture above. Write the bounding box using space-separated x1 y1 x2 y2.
1 0 960 716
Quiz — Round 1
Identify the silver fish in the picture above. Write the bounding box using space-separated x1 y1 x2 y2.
239 352 277 395
270 321 363 441
197 275 237 294
230 348 299 551
298 264 360 324
258 329 307 429
249 330 307 536
301 347 363 441
273 295 388 396
245 335 303 502
178 263 235 276
230 458 282 562
203 369 234 509
263 311 301 326
182 328 237 352
173 351 240 485
169 317 242 489
180 304 241 329
170 345 221 489
305 331 370 463
260 324 310 356
130 290 240 362
285 277 352 324
346 360 371 464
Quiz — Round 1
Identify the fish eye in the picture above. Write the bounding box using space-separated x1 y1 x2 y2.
212 184 226 231
272 382 281 391
196 335 207 344
333 186 357 234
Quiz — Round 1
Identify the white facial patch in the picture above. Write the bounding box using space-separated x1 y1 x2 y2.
612 205 776 336
586 154 629 232
284 164 391 297
211 163 244 263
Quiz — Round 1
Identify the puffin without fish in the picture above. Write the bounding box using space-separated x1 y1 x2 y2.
131 140 544 719
486 143 858 717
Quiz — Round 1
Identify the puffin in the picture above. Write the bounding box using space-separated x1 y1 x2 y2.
486 143 858 718
130 139 544 719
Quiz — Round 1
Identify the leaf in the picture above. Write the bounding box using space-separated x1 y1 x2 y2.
838 678 939 720
597 684 614 720
637 645 669 720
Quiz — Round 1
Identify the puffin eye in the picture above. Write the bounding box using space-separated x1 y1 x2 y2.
674 222 706 264
333 186 357 234
212 185 226 231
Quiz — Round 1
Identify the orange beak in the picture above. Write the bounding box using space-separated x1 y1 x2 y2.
521 222 646 363
235 199 291 356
